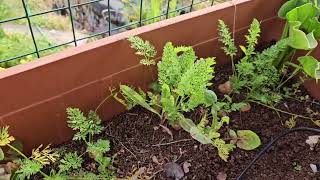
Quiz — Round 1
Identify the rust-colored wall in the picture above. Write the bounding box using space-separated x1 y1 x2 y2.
0 0 305 152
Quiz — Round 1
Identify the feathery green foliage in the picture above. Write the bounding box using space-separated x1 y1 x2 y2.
15 159 43 180
231 39 289 104
116 36 261 161
66 108 104 142
127 36 157 65
119 37 216 127
218 20 237 59
217 19 287 104
58 152 83 173
30 144 59 165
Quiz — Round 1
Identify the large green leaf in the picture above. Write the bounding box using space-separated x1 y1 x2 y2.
286 3 318 27
298 56 320 81
236 130 261 150
288 21 318 50
190 127 212 144
304 17 320 38
120 85 160 117
278 0 308 18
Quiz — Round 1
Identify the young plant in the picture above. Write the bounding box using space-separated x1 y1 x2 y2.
116 38 216 130
115 36 261 161
0 126 58 179
218 19 289 104
66 108 104 143
218 20 238 73
66 108 114 178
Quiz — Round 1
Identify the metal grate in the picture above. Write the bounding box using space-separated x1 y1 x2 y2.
0 0 227 64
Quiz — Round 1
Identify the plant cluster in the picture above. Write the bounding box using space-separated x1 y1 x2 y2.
0 108 114 180
218 0 320 105
115 36 261 161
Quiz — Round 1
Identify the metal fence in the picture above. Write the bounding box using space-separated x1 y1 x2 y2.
0 0 226 64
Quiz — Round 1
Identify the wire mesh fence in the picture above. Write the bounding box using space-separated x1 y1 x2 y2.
0 0 228 66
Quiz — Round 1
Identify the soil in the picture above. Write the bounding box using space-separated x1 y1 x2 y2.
36 64 320 179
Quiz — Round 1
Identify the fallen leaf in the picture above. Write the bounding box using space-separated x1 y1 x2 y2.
182 162 191 173
306 135 320 150
217 172 227 180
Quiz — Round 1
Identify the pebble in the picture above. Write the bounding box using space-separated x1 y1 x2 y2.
164 162 184 180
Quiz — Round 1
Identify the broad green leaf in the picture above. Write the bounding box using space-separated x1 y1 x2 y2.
237 130 261 150
190 127 212 144
288 21 318 50
120 85 160 117
298 56 320 81
304 17 320 38
0 148 4 161
286 3 318 27
179 117 197 133
204 90 218 106
278 0 308 18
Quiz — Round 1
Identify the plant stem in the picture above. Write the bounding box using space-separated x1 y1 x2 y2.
7 144 28 159
276 65 301 90
306 49 314 56
95 91 115 113
249 100 315 120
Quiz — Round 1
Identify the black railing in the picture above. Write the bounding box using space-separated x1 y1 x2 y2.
0 0 226 65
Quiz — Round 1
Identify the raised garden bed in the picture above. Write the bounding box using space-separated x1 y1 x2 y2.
0 0 319 179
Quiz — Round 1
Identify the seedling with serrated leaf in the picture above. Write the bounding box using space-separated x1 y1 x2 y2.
116 37 217 130
0 126 60 179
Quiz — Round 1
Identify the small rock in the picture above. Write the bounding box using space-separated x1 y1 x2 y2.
305 135 320 150
164 162 184 180
310 164 319 173
153 126 159 131
218 81 232 94
182 162 191 173
240 103 251 112
217 172 227 180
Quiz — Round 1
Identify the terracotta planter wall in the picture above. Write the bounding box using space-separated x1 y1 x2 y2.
1 0 317 152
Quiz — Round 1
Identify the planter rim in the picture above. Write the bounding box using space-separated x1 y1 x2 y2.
0 0 249 79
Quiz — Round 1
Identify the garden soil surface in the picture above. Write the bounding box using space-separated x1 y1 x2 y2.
39 64 320 180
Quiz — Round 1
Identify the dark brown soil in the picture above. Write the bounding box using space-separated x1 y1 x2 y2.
36 64 320 180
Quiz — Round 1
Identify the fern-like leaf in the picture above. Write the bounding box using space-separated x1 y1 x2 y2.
58 152 83 173
31 144 59 165
158 42 182 87
218 20 238 58
87 139 110 155
15 159 43 180
245 19 261 57
178 58 216 111
127 36 157 65
66 108 104 141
